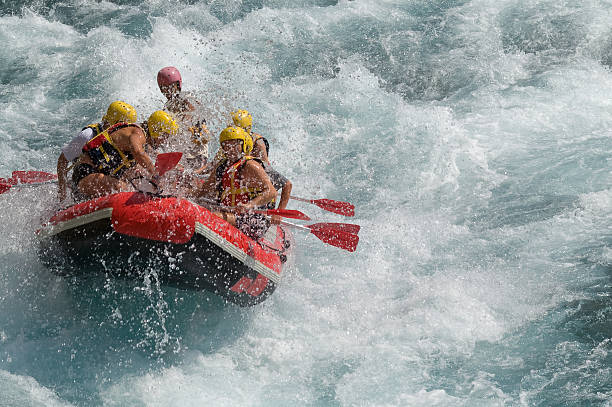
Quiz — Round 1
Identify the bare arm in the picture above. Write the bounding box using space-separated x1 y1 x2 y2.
277 180 292 210
242 161 276 209
128 128 157 176
182 98 195 112
253 138 270 165
271 179 292 225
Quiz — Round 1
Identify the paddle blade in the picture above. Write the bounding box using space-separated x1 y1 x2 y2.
263 209 311 220
312 199 355 217
11 171 57 184
310 228 359 252
309 222 360 234
0 183 12 195
155 152 183 176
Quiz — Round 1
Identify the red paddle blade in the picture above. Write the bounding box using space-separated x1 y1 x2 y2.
155 152 183 176
263 209 311 220
310 227 359 252
309 222 360 234
10 171 57 184
0 183 12 195
312 199 355 217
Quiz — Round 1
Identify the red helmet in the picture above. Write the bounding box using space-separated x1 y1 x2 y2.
157 66 182 90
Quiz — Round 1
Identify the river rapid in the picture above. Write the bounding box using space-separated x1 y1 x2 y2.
0 0 611 405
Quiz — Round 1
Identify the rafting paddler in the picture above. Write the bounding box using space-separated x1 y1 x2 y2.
71 110 178 200
192 126 276 240
157 66 210 173
57 101 137 201
231 109 293 225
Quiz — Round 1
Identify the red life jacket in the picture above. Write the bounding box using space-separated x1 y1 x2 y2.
82 123 140 177
219 156 265 207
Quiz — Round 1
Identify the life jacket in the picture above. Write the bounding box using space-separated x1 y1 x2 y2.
65 123 106 172
219 156 266 207
82 123 104 137
81 122 139 177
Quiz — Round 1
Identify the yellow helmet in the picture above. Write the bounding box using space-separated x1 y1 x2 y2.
102 101 137 125
231 109 253 132
219 126 253 154
147 110 178 139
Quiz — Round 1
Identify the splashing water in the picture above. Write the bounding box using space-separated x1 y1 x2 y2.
0 0 610 405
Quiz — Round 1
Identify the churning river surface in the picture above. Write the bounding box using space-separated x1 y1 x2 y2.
0 0 611 405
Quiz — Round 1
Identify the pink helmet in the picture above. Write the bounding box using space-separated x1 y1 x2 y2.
157 66 182 90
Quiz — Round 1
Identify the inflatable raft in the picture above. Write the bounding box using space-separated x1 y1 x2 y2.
37 192 291 307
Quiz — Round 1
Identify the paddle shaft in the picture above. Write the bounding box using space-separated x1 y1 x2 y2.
289 196 313 204
4 180 57 187
195 197 309 220
279 220 310 232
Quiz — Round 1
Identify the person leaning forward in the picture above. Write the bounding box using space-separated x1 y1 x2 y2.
57 101 137 201
231 109 293 225
192 126 276 240
71 110 178 200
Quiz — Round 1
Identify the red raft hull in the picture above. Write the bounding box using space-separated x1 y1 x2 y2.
37 192 291 307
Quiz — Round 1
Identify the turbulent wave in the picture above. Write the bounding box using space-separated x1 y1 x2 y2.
0 0 610 405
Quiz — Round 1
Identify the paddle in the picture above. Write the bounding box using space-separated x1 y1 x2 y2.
281 220 360 252
0 170 57 186
262 209 311 220
0 153 183 196
316 222 360 234
0 171 58 195
195 197 311 220
289 195 355 217
155 152 183 176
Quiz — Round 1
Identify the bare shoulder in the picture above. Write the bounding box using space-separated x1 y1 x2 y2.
126 125 145 138
245 158 264 169
243 159 267 177
115 125 145 149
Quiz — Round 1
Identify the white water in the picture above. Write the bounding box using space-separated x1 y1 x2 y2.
0 0 611 405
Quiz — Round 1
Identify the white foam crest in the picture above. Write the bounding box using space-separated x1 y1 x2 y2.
100 350 313 405
0 11 82 172
579 189 612 218
0 370 72 407
519 338 612 405
350 213 515 347
229 55 503 213
459 59 612 198
166 3 222 34
90 17 257 133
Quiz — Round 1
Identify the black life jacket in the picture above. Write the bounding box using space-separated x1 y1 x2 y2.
81 123 139 177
